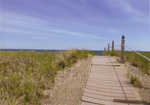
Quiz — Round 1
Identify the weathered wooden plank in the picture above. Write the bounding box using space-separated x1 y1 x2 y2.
81 56 144 105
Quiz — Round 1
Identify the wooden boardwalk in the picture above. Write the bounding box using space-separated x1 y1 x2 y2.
81 56 143 105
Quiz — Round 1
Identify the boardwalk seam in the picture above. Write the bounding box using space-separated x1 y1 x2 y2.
108 57 129 105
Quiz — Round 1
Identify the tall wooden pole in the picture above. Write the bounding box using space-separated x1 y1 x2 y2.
121 35 125 63
112 41 114 51
108 44 110 51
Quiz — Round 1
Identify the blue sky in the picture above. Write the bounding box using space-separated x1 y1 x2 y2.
0 0 149 51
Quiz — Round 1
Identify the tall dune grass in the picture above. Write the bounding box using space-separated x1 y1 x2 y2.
103 51 150 74
0 49 95 105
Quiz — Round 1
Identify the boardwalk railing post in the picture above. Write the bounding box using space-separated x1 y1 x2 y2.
121 35 125 63
108 44 110 51
112 41 114 51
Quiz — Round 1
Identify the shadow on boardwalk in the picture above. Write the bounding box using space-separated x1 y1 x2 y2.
81 56 148 105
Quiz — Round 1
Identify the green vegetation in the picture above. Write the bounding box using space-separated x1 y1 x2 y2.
127 72 143 88
103 51 120 57
103 51 150 74
0 50 95 105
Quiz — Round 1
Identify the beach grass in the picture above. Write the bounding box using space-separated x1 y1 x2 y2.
103 51 150 74
127 72 143 88
0 49 95 105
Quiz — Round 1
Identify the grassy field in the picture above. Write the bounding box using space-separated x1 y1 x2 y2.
103 51 150 74
0 50 95 105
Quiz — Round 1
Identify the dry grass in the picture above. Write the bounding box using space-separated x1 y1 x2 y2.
103 51 150 74
127 72 143 88
0 49 95 105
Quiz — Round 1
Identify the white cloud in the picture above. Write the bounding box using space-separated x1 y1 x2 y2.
107 28 119 34
0 27 71 39
0 12 104 40
29 36 53 40
111 0 148 24
47 28 103 39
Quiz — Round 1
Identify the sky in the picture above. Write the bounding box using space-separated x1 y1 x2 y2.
0 0 149 51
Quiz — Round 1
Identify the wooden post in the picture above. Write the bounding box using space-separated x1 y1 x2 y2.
112 41 114 51
108 44 110 51
121 35 125 63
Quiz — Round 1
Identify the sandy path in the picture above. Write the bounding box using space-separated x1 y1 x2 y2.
44 57 92 105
